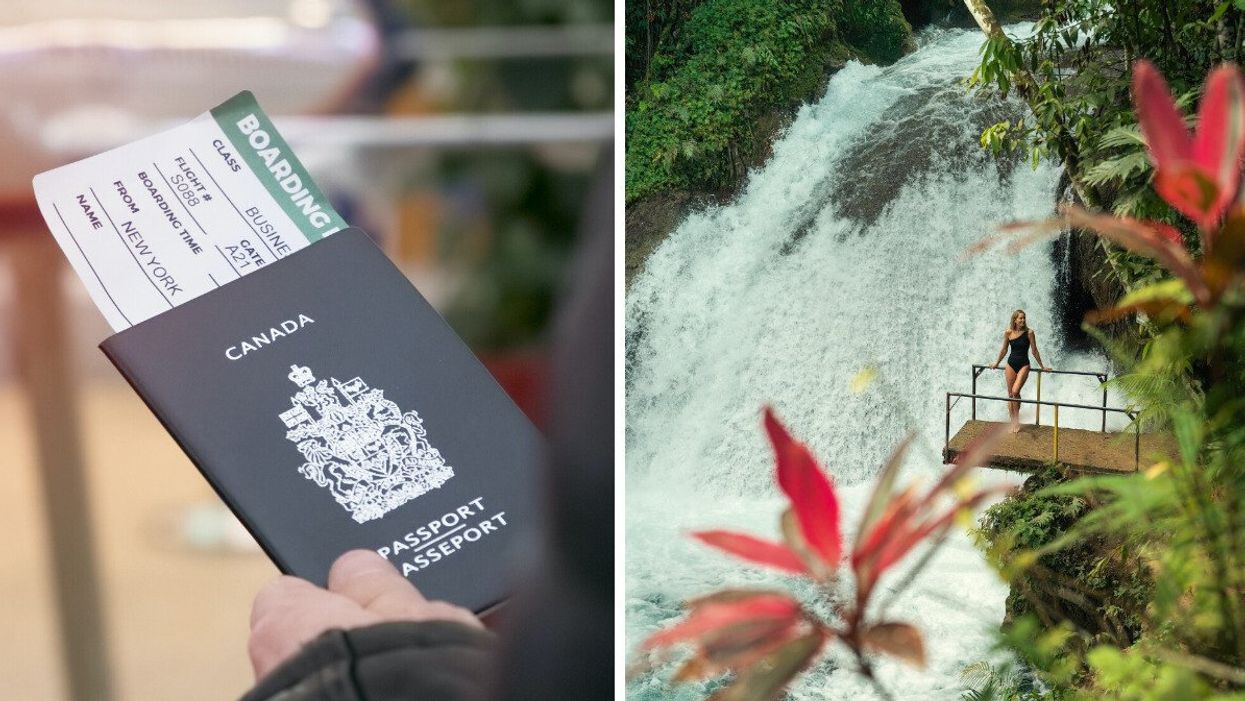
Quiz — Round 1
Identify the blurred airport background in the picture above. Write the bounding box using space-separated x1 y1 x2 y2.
0 1 611 699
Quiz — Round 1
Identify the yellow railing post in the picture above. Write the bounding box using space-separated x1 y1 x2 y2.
1053 404 1060 463
1035 371 1042 426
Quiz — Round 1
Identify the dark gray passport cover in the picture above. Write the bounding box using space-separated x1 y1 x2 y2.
100 227 542 613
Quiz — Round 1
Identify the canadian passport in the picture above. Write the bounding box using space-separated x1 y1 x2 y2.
100 227 542 613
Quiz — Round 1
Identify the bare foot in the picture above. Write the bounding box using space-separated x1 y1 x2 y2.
1010 422 1020 433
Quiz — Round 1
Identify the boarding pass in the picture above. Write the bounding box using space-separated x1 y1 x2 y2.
33 91 346 331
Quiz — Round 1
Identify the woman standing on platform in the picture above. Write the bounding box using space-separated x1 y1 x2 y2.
990 309 1052 432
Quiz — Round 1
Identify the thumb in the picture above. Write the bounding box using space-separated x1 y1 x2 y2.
327 550 481 628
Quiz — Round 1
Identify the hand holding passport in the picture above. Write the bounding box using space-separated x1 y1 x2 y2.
32 91 542 615
247 549 485 680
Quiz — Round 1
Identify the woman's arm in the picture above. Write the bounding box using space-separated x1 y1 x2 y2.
990 332 1008 369
1030 331 1051 371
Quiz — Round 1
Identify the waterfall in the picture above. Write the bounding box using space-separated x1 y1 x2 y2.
1051 175 1100 352
626 25 1116 700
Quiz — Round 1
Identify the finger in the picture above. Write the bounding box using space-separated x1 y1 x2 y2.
327 550 482 628
328 549 429 618
250 575 322 627
249 575 376 680
413 599 486 629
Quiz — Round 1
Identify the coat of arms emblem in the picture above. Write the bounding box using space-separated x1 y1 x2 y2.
278 365 454 523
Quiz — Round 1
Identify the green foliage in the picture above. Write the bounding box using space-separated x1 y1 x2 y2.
625 0 838 201
439 152 587 349
998 617 1085 691
624 0 912 202
842 0 914 66
625 0 704 90
979 283 1245 698
969 1 1245 292
382 0 608 350
970 0 1245 198
397 0 609 26
978 469 1153 657
1082 646 1213 700
959 661 1046 701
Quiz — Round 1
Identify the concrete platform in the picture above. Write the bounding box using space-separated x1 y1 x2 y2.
943 419 1179 475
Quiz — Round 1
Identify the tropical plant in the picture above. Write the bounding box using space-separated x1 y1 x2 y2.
958 660 1041 701
632 409 1009 701
993 59 1245 350
967 0 1245 213
977 468 1152 653
966 0 1245 312
977 59 1245 699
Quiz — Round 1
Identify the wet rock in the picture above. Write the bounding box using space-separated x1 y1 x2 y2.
625 107 791 287
1050 174 1135 352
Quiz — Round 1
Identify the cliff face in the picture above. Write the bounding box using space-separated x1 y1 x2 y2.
624 0 915 286
1050 174 1137 353
1051 226 1123 351
624 103 793 285
980 469 1153 646
622 0 1051 287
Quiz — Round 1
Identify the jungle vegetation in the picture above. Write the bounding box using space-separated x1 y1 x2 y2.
624 0 912 202
966 2 1245 698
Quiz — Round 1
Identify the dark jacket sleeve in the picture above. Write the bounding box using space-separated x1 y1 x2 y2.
238 621 496 701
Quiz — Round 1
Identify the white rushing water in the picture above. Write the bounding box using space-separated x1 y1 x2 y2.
625 26 1120 700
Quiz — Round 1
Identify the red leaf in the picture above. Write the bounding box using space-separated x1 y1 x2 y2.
914 421 1007 513
779 509 834 580
1203 204 1245 297
992 216 1065 255
672 655 713 682
1085 298 1191 325
873 486 1009 575
705 631 825 701
862 622 926 668
852 426 1007 589
763 407 842 570
1191 63 1245 239
1134 61 1245 232
851 485 920 590
857 435 915 543
700 618 802 663
692 530 810 574
1151 222 1184 247
1061 205 1211 305
675 616 818 682
687 588 797 609
1133 60 1194 171
1154 167 1223 231
852 485 917 567
868 530 920 584
642 594 801 650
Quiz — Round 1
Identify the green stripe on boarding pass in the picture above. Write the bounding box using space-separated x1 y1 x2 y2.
210 91 346 243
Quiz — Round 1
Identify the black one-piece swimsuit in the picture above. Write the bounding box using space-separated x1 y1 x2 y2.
1007 332 1031 372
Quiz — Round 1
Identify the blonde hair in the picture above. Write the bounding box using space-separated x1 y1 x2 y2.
1010 309 1029 334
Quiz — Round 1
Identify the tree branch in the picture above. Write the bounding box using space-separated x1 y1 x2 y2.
961 0 1101 209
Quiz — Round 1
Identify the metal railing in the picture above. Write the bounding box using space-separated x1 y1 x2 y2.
948 365 1142 471
971 364 1110 431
